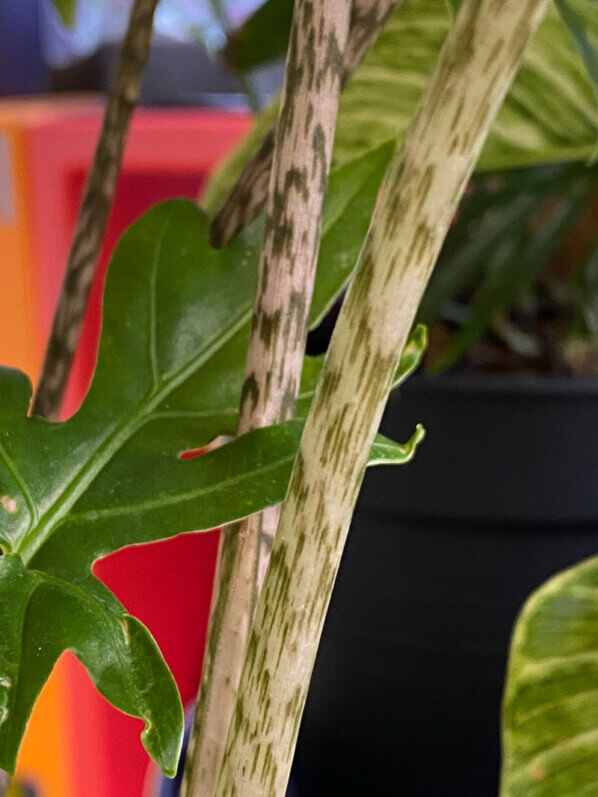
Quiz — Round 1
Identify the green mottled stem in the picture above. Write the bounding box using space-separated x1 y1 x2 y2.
209 0 400 249
216 1 549 794
31 0 159 421
181 2 351 795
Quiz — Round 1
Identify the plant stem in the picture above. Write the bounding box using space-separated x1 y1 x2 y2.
215 1 549 794
181 2 351 795
208 0 401 249
31 0 159 421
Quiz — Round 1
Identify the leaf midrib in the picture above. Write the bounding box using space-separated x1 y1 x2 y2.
17 171 378 564
19 305 253 564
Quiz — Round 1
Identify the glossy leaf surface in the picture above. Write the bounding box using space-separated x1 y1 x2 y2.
502 557 598 796
0 144 423 776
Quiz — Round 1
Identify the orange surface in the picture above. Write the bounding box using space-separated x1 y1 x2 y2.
0 95 101 379
0 99 80 797
15 663 73 796
0 112 39 377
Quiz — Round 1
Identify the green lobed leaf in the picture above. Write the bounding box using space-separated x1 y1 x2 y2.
501 556 598 796
0 144 425 775
203 0 598 214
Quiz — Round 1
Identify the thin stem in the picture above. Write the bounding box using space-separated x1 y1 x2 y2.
216 1 549 794
208 0 401 249
31 0 159 420
181 2 352 795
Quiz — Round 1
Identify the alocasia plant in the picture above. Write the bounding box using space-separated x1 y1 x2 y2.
0 144 425 776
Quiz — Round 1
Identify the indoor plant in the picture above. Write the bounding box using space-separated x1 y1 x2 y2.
292 161 598 795
199 2 598 794
0 1 595 796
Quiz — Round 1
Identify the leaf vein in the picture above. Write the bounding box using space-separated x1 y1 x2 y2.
0 441 38 533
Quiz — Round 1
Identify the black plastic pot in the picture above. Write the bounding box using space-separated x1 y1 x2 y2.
291 374 598 796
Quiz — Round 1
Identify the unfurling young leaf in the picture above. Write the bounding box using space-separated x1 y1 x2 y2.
0 144 425 776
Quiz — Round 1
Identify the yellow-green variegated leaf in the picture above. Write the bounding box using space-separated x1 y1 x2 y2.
203 0 598 214
501 556 598 796
337 0 598 169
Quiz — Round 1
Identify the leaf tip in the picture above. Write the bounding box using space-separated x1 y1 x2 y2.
393 324 428 388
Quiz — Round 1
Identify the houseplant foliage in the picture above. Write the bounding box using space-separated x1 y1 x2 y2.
419 160 598 373
0 148 425 776
203 0 598 214
212 1 555 793
502 556 598 795
35 0 597 794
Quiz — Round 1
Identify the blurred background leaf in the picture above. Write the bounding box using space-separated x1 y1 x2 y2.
204 0 598 212
556 0 598 102
420 162 598 373
502 556 598 797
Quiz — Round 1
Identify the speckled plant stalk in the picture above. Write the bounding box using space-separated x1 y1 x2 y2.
181 3 351 795
209 0 401 249
216 1 549 794
32 0 159 420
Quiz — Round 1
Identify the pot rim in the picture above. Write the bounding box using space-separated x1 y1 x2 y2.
404 371 598 398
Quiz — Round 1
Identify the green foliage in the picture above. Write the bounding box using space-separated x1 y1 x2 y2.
49 0 76 25
0 145 427 776
340 0 597 171
445 0 462 18
204 0 598 213
419 161 598 371
502 556 598 796
557 0 598 102
222 0 293 73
